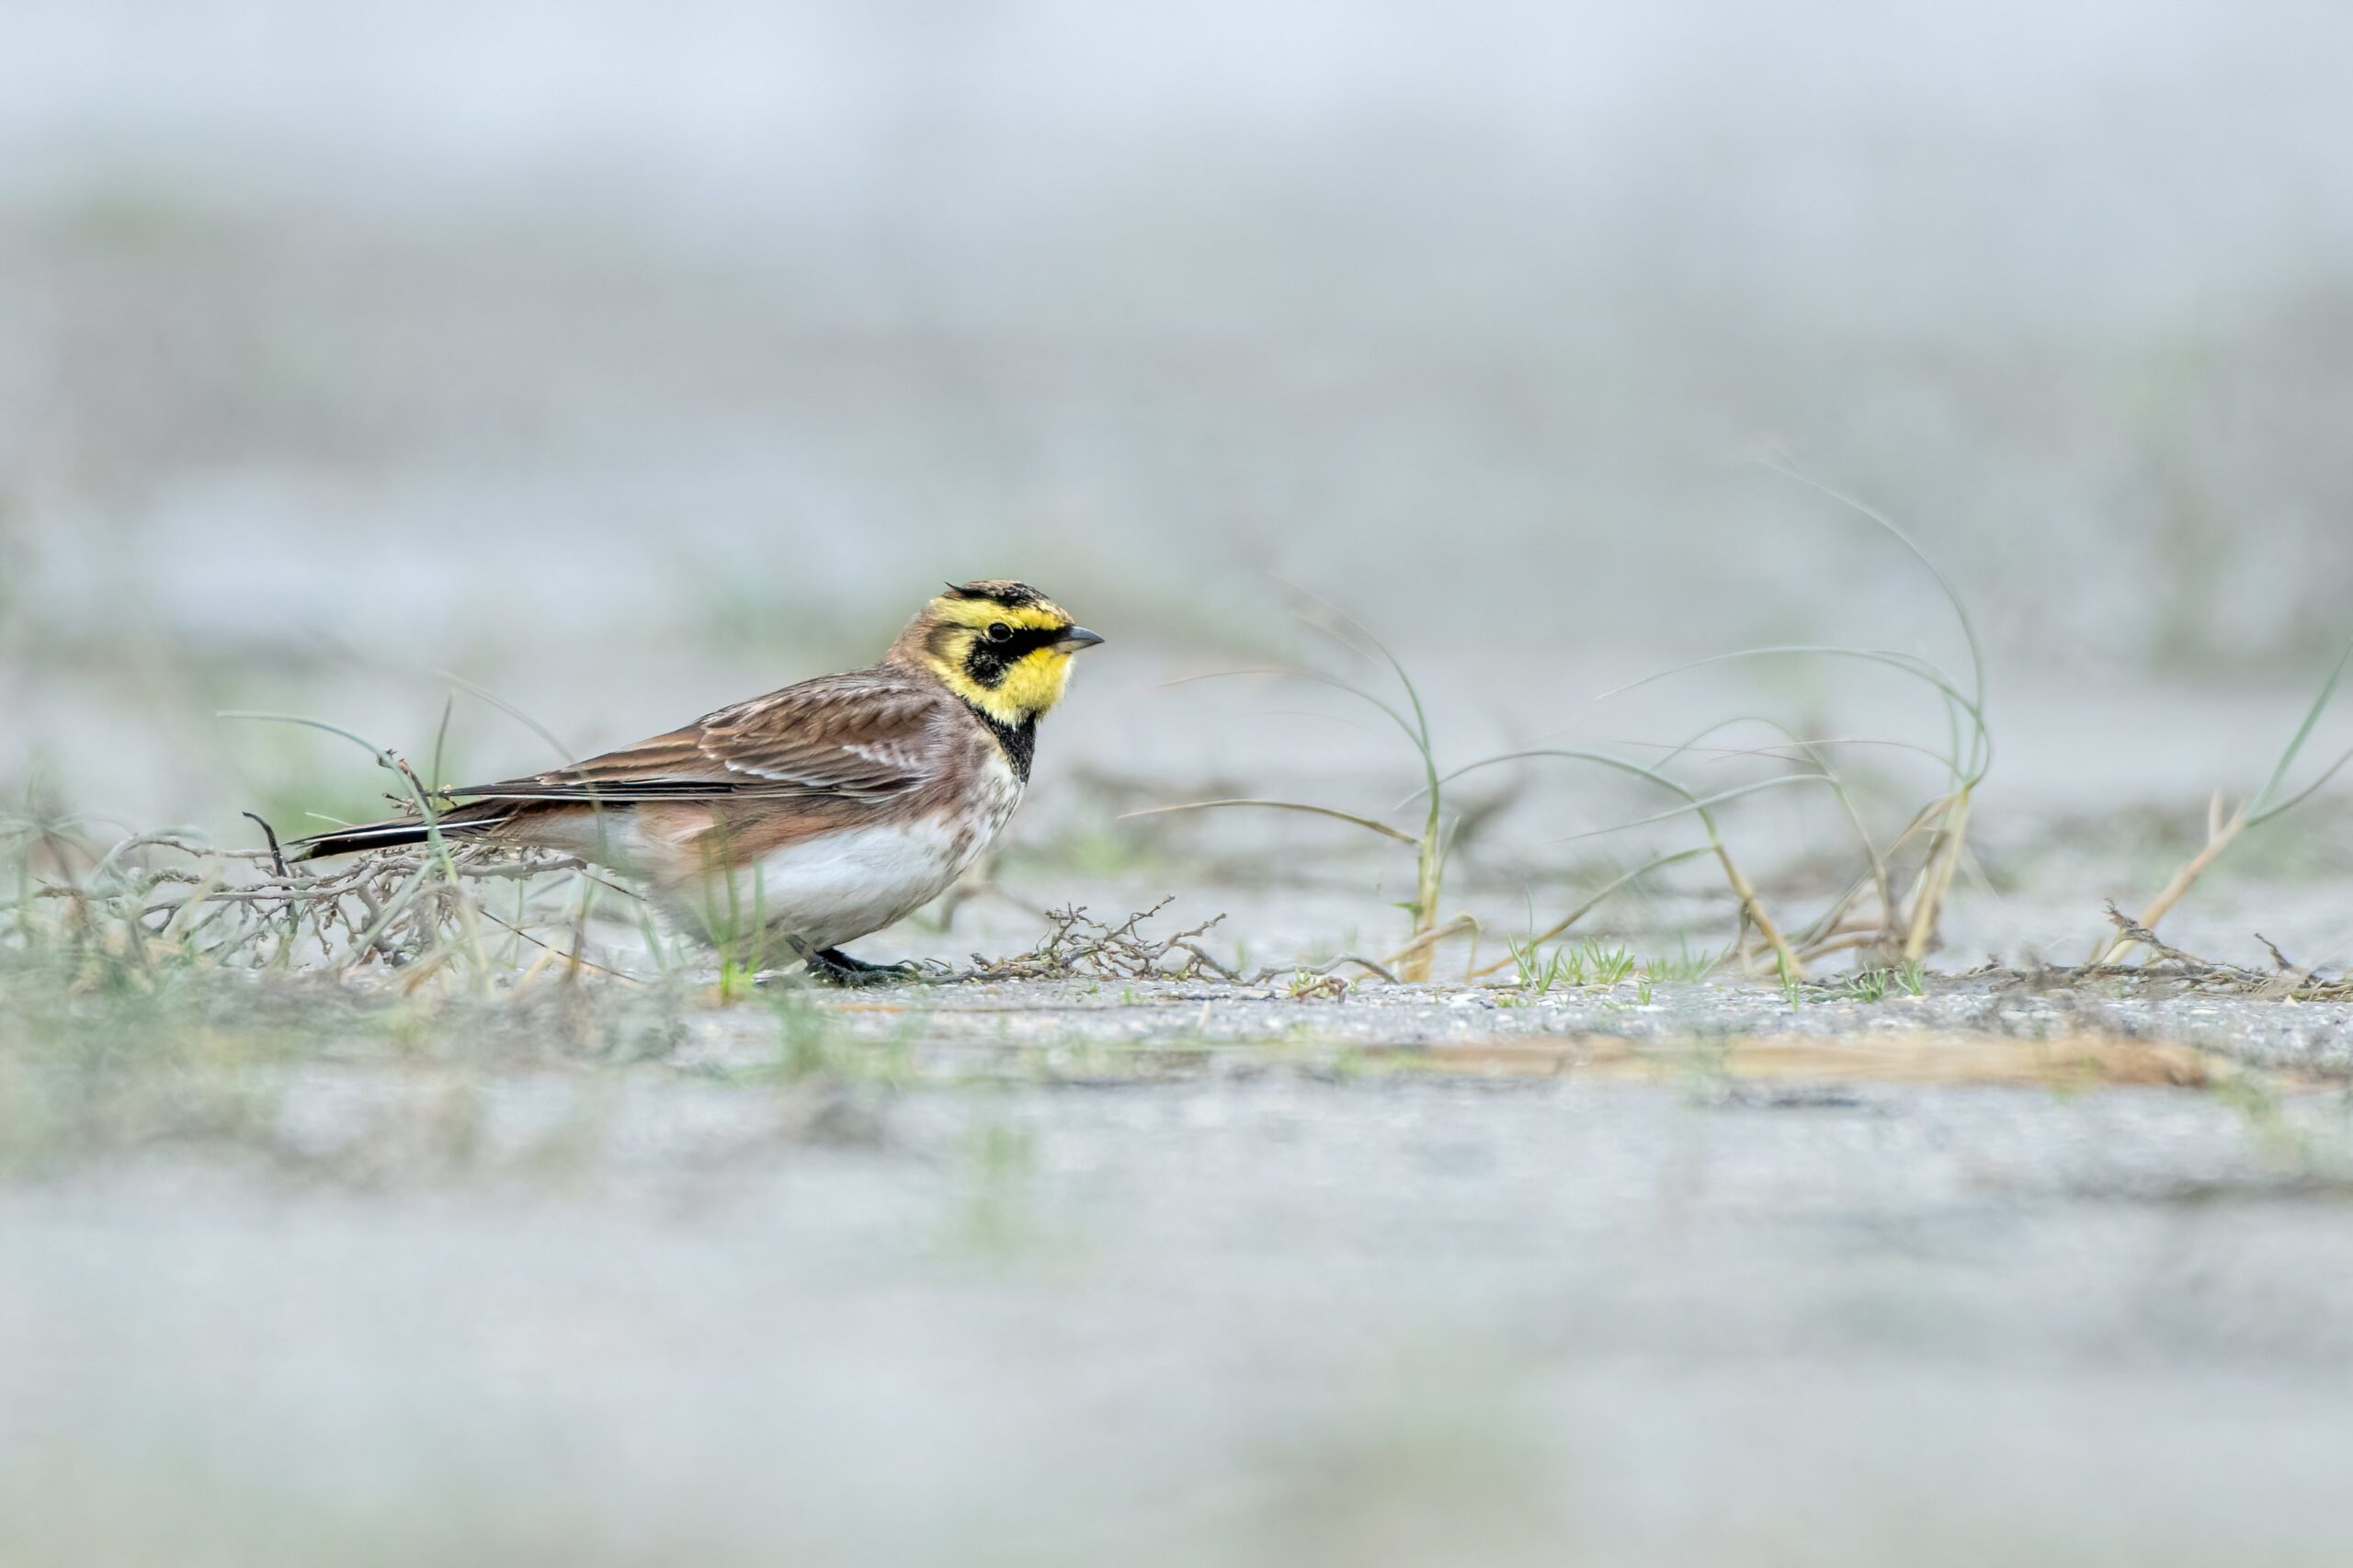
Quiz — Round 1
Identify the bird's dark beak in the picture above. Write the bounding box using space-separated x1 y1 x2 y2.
1058 626 1106 651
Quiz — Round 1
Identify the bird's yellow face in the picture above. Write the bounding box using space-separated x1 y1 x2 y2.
913 580 1104 726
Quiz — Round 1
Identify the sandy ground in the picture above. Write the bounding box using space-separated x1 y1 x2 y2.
9 676 2352 1563
6 962 2353 1567
10 9 2353 1555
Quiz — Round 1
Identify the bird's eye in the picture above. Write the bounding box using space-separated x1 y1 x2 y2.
985 621 1013 643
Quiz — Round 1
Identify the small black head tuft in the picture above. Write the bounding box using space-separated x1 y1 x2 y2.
943 579 1045 608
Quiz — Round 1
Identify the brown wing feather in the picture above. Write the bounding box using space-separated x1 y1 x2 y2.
448 669 951 805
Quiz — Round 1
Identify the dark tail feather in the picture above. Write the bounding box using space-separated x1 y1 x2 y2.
289 807 506 863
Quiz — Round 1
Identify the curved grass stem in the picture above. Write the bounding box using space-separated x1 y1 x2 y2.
1445 748 1807 980
2097 627 2353 963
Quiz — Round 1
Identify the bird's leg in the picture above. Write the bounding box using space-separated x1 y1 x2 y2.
790 937 925 987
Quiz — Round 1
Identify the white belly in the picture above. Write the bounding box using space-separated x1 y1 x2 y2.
676 821 959 953
682 756 1026 954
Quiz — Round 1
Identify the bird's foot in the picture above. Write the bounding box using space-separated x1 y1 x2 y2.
800 946 927 988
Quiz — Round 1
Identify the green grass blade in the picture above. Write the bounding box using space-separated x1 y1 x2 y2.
1757 452 1986 709
1165 667 1425 755
435 668 582 768
2250 740 2353 825
1596 645 1991 786
1442 747 1700 807
1539 774 1836 845
2250 631 2353 821
1121 799 1420 846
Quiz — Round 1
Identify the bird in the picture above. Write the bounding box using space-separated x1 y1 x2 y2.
288 580 1104 983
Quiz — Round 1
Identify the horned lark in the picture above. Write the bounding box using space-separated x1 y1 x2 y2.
290 581 1104 983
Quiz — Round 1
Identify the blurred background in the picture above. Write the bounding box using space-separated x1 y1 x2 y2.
15 11 2353 1566
3 0 2351 907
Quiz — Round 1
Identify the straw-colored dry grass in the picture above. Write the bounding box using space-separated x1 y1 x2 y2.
2093 631 2353 965
1130 462 1995 986
4 464 2347 1061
